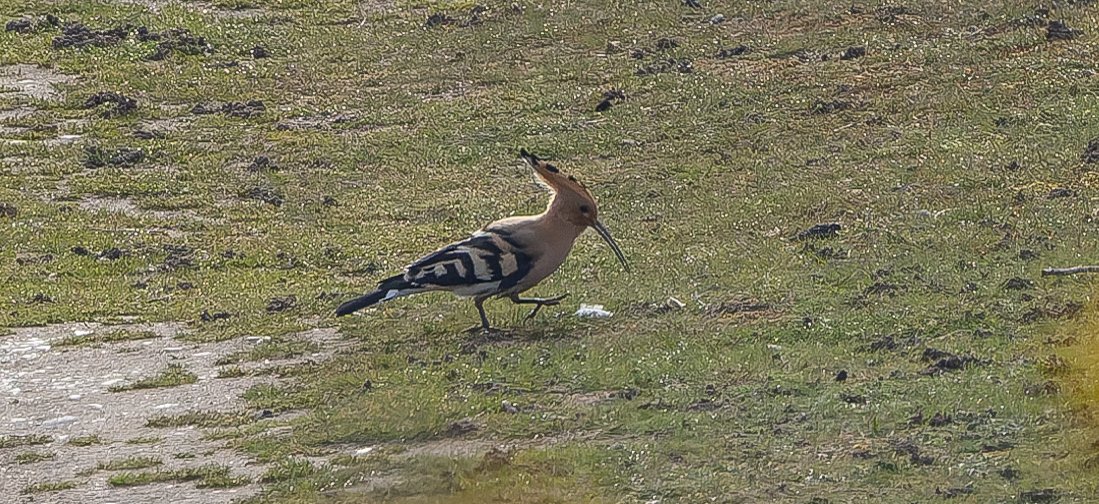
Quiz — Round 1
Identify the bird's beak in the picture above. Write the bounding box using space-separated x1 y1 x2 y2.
591 220 630 273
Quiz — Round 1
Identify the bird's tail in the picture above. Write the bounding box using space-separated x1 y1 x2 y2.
335 274 422 316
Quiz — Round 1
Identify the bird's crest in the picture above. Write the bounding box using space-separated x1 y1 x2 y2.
519 148 593 198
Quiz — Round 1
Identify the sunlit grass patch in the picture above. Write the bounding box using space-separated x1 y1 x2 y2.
0 435 51 449
21 480 76 494
55 329 158 347
96 456 163 471
15 451 55 464
108 363 198 392
108 464 249 488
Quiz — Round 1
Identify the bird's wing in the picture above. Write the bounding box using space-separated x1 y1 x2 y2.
403 230 532 291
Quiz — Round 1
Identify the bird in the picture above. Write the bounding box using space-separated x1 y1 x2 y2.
335 149 629 331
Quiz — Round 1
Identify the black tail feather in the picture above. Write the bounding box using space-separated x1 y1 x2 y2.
335 274 414 316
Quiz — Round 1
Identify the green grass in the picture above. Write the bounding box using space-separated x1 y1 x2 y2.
146 410 255 428
0 435 51 449
108 363 198 392
21 480 76 494
15 451 55 464
2 0 1099 502
215 338 321 365
96 456 163 471
55 329 158 347
108 464 249 488
68 435 103 446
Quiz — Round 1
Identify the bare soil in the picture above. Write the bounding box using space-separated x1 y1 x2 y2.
0 322 342 502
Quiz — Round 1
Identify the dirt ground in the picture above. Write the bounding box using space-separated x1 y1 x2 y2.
0 323 341 502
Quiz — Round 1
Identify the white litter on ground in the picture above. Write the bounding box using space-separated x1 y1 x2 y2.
575 304 613 318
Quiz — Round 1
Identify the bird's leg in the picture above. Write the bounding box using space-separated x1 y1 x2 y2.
509 293 569 320
463 297 495 333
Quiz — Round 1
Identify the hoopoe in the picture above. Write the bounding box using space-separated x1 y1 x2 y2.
335 149 629 331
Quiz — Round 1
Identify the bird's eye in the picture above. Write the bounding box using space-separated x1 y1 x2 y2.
579 205 590 214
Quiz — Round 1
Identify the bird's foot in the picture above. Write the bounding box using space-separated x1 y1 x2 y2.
523 293 570 320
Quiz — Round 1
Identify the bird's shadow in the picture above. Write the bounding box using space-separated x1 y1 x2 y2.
462 324 579 348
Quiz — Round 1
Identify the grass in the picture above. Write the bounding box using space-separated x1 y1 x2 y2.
215 338 321 365
108 464 249 488
15 451 55 464
146 410 255 428
108 363 198 392
21 480 77 494
68 435 103 446
0 435 51 449
96 456 163 471
2 0 1099 502
54 329 158 347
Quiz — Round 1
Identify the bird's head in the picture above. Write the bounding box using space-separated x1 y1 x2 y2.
520 148 629 272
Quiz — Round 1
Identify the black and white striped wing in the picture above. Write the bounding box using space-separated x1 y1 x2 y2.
403 231 531 294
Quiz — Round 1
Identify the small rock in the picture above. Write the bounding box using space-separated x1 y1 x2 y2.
68 394 81 401
5 18 32 33
97 247 126 260
684 0 702 8
810 99 852 114
250 45 269 58
200 310 232 322
655 38 678 51
716 45 750 58
1083 138 1099 164
1047 187 1073 199
0 203 16 218
1019 489 1059 503
425 12 455 28
612 388 640 400
1047 20 1081 41
266 295 297 313
1003 277 1034 291
501 401 519 414
840 46 866 60
254 409 274 420
998 466 1021 480
247 155 276 172
710 14 725 24
796 222 842 240
83 91 138 118
446 418 479 435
